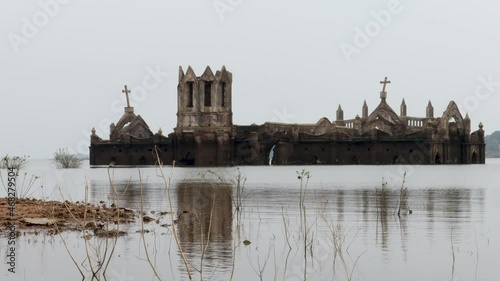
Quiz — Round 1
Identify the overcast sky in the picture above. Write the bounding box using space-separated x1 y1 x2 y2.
1 0 499 159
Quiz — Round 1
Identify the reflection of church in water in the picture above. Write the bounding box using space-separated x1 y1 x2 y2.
89 67 485 166
176 181 233 264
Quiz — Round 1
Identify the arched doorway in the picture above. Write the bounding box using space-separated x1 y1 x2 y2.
312 155 318 164
181 152 195 166
471 150 479 164
392 155 399 164
351 155 360 164
435 152 441 164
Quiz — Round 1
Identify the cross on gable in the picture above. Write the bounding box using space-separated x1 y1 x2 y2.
380 77 391 93
122 85 131 107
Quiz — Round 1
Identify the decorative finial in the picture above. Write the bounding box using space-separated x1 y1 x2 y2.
158 127 163 135
91 127 96 135
479 122 484 129
178 66 184 82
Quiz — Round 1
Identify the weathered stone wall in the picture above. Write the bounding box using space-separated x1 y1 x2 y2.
90 142 172 166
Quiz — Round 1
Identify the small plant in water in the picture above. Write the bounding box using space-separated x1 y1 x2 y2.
397 171 410 216
375 178 389 217
296 169 311 208
0 154 41 198
53 148 83 168
233 168 246 210
1 154 29 172
207 167 247 211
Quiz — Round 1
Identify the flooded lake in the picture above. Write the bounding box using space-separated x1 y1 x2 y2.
2 159 500 281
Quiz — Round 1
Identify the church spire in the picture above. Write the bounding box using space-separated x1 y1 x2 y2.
400 98 407 117
362 100 368 119
336 104 344 121
426 100 434 118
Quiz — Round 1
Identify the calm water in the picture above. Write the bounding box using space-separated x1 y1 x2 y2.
1 159 500 281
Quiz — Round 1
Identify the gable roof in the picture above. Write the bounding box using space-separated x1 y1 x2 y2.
111 112 153 141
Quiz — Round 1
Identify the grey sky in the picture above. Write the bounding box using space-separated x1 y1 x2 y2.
1 0 499 159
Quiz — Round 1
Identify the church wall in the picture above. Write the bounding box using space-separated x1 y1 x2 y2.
173 131 233 166
447 143 463 164
291 142 331 164
90 143 172 166
274 142 295 165
195 135 218 166
172 133 197 166
264 140 437 165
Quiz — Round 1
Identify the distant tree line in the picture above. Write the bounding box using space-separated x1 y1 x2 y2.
486 131 500 158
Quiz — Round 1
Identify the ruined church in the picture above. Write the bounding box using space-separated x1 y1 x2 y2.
89 66 486 166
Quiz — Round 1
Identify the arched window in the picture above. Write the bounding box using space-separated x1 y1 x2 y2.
204 81 212 106
187 82 194 107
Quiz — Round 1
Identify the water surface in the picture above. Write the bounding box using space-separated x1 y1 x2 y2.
1 159 499 281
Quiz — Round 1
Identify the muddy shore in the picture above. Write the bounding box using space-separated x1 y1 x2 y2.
0 197 136 235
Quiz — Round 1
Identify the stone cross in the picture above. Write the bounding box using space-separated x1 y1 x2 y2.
122 85 131 107
380 77 391 93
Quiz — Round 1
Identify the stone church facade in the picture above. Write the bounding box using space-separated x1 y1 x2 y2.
90 66 486 166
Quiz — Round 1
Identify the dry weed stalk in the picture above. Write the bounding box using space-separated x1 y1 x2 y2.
154 148 193 280
0 169 40 199
52 205 85 280
207 168 248 211
249 236 275 281
139 169 162 280
450 228 455 281
198 196 215 281
319 213 366 281
55 169 125 280
397 171 409 217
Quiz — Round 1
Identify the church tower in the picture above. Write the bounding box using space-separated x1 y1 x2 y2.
176 66 233 131
174 66 234 166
